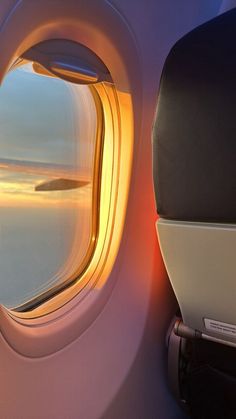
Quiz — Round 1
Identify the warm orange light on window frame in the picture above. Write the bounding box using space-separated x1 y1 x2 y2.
10 81 134 319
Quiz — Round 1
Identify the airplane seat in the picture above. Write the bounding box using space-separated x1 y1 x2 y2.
153 7 236 418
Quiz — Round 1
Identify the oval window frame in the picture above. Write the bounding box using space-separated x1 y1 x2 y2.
0 0 139 357
7 78 132 319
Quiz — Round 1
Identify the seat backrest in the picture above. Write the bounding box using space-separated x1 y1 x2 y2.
153 8 236 343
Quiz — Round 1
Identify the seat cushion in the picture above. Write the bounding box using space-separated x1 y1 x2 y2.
153 8 236 222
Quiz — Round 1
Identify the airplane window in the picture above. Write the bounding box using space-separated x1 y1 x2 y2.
0 63 99 309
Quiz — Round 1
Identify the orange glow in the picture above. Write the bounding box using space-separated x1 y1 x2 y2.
93 89 133 289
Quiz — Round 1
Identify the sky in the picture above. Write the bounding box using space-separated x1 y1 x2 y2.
0 64 97 208
0 63 98 306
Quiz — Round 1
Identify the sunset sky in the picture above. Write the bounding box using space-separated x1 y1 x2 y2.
0 64 97 207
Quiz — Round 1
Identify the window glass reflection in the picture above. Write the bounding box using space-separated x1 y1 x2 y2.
0 63 97 308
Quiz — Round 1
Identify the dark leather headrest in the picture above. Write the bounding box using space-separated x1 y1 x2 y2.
153 9 236 222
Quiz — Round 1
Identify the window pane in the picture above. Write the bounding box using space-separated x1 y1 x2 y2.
0 63 98 308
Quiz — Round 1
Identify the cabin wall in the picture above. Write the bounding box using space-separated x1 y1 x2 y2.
0 1 228 418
